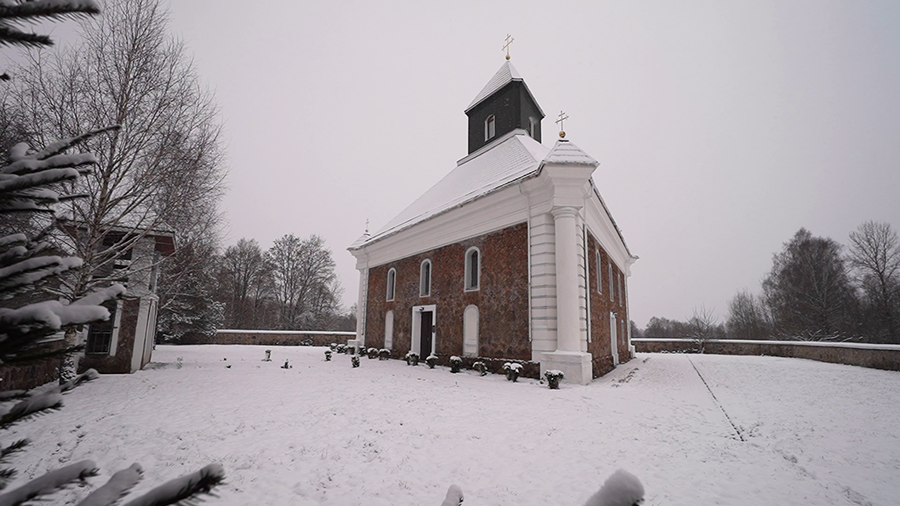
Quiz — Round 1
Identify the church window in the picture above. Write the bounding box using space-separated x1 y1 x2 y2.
609 263 614 302
529 117 537 138
618 272 624 305
595 249 602 294
386 268 396 301
420 259 432 297
384 310 394 350
463 305 479 357
464 247 480 291
485 115 495 140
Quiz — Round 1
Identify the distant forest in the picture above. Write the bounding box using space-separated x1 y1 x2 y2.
636 222 900 344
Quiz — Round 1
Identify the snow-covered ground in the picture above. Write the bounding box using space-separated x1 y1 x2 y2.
5 345 899 505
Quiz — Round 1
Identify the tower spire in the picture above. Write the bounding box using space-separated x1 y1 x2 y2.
555 110 569 138
502 34 514 60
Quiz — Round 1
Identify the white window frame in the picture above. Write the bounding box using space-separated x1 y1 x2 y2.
595 248 602 294
484 115 496 140
464 246 480 292
386 268 396 301
420 259 432 297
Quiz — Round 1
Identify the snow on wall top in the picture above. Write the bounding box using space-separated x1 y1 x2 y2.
542 139 599 166
354 131 549 249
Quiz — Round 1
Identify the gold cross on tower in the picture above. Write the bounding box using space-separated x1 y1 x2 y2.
503 34 514 60
555 110 569 138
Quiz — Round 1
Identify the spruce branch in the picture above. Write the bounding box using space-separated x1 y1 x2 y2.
121 463 224 506
0 459 98 506
77 463 142 506
0 392 62 428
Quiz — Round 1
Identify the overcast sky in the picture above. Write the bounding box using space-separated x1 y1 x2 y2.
21 1 900 328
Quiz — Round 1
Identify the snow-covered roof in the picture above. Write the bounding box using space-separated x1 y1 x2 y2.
464 61 544 116
352 130 625 253
543 139 599 165
354 130 549 248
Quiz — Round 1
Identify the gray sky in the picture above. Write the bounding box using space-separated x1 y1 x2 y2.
25 1 900 328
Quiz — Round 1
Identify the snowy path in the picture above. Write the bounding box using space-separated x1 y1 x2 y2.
4 346 899 505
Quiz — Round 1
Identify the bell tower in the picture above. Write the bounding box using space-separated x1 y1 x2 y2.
464 59 545 154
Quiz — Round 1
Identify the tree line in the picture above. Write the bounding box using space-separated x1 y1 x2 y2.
638 222 900 344
158 235 355 341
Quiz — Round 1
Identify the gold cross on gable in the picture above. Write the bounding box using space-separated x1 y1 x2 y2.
503 34 514 60
555 110 569 138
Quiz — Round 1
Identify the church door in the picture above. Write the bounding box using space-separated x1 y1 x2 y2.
420 311 433 357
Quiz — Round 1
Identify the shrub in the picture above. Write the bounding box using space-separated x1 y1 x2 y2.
544 370 565 389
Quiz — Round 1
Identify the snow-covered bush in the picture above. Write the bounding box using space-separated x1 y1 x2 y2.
449 356 462 373
405 351 419 366
351 356 360 368
281 359 291 369
502 362 523 382
324 350 332 361
426 354 438 369
263 349 272 361
472 361 487 376
544 369 564 389
378 349 390 361
367 347 378 359
582 469 644 506
329 343 337 351
336 344 346 354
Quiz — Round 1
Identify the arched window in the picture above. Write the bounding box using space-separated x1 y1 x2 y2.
529 117 537 138
609 262 614 302
484 115 495 141
464 247 480 291
420 259 432 297
618 272 624 305
386 268 396 301
463 305 479 357
384 310 394 350
595 249 602 294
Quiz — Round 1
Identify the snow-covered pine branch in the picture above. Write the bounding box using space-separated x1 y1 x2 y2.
0 460 98 506
77 463 142 506
0 0 101 48
120 463 224 506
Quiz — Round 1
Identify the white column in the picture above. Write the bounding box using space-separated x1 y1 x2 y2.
552 206 581 352
355 268 368 346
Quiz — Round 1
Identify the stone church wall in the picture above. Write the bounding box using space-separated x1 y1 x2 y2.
586 232 631 378
365 223 530 364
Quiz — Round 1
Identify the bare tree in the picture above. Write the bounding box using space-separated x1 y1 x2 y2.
267 234 340 330
848 221 900 343
726 289 771 340
687 306 718 353
762 228 859 340
218 238 272 329
8 0 225 304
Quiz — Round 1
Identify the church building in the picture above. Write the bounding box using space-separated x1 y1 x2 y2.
348 57 637 385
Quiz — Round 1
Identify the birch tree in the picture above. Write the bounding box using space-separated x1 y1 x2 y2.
848 221 900 343
762 228 858 340
8 0 225 304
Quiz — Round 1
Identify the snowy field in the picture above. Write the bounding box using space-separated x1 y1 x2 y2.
5 345 900 505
